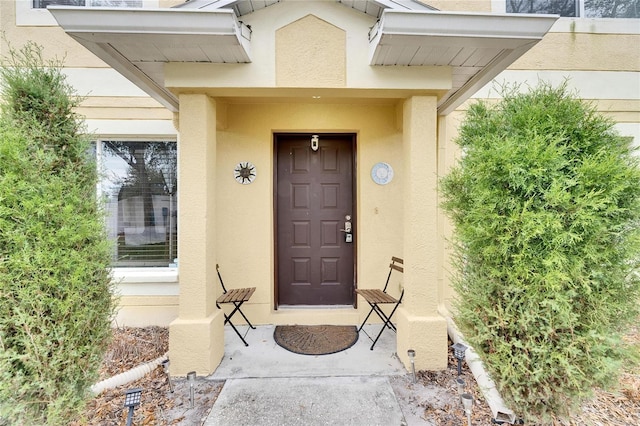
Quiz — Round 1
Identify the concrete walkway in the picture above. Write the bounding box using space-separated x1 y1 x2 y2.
204 325 409 426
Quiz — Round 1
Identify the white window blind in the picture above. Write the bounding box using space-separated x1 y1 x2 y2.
33 0 142 8
98 141 177 267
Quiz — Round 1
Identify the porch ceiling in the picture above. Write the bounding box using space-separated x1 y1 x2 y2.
48 4 557 115
48 6 250 112
370 10 558 114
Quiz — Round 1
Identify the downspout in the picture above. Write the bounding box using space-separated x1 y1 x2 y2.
90 352 169 395
442 314 518 424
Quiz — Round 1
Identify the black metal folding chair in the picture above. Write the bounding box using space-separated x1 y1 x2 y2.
215 264 256 346
356 256 404 350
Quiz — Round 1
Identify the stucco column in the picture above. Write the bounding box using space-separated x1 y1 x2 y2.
169 94 224 376
396 96 448 371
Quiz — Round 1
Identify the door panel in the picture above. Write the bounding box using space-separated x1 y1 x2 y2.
276 134 355 306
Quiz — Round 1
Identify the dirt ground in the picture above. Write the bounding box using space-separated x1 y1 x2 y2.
76 326 639 425
71 327 223 425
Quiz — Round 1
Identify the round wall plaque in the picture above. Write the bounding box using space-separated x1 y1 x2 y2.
371 162 394 185
234 162 257 184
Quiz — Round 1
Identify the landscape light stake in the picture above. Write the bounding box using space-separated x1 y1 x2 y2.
456 377 465 396
461 392 473 426
187 371 197 409
407 349 416 384
451 342 468 376
124 388 142 426
162 359 174 392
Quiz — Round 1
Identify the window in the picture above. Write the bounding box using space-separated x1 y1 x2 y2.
97 141 177 267
17 0 155 26
506 0 639 18
33 0 142 7
507 0 578 16
584 0 639 18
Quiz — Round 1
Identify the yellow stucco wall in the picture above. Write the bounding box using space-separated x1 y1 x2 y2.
423 0 492 12
437 111 465 315
276 14 346 87
510 32 640 72
115 295 179 327
395 96 448 370
165 4 452 372
170 94 224 375
1 3 101 65
215 100 405 325
0 1 171 123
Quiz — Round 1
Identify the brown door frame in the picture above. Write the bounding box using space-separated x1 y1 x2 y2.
273 132 357 309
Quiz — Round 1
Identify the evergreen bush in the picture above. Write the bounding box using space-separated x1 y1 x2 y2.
441 82 640 421
0 42 115 425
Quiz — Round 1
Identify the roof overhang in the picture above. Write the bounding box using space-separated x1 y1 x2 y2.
370 10 558 114
49 5 557 115
175 0 436 17
49 6 252 111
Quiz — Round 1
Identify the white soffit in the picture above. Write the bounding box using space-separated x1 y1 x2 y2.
49 5 557 116
370 10 559 114
175 0 435 18
48 6 252 112
174 0 281 15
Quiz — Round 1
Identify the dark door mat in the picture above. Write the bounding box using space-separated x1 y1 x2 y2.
274 325 359 355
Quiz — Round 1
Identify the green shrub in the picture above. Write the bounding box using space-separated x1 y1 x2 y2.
440 82 640 421
0 42 115 425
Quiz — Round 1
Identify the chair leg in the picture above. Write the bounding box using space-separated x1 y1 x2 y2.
224 302 253 328
372 304 397 331
224 303 242 325
369 311 392 350
358 305 376 332
217 302 251 346
225 314 249 347
369 301 402 350
233 301 256 329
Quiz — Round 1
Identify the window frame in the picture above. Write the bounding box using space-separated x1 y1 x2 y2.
15 0 158 27
33 0 144 8
95 138 178 269
501 0 639 18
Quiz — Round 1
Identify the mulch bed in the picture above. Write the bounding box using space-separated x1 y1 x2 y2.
71 327 222 426
75 326 639 425
98 326 169 380
551 326 640 426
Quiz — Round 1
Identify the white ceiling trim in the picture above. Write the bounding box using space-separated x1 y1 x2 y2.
49 6 558 115
174 0 435 17
49 6 252 111
369 10 559 114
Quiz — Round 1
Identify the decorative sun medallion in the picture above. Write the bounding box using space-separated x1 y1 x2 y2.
234 162 257 184
371 162 394 185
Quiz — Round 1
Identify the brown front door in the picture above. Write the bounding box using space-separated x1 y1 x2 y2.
275 134 355 306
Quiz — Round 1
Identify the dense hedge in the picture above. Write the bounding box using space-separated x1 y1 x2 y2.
441 83 640 421
0 43 115 424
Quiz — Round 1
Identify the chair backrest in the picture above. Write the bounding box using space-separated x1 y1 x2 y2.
382 256 403 293
216 264 228 294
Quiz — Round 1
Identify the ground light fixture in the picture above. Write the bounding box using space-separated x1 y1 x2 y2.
124 388 142 426
187 371 197 409
451 342 468 376
461 392 473 426
456 377 465 396
162 359 174 392
407 349 416 384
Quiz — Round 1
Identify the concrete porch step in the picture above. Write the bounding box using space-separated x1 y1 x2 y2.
204 376 405 426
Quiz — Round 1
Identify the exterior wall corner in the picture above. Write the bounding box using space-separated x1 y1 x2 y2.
168 311 224 376
396 308 448 371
